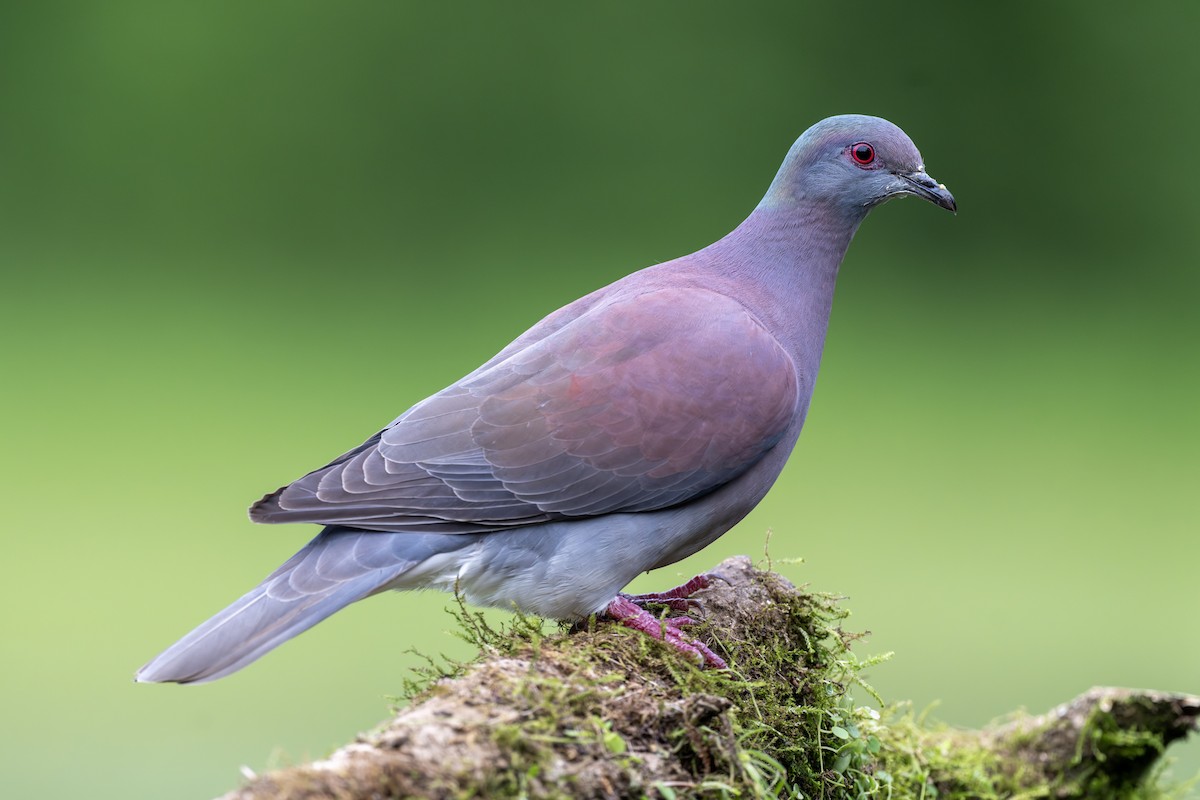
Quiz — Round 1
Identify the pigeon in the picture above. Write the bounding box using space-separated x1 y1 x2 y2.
137 114 955 683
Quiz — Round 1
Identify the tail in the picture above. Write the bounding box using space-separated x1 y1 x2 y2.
136 527 469 684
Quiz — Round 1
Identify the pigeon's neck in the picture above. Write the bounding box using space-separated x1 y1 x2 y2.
701 201 862 347
724 200 864 281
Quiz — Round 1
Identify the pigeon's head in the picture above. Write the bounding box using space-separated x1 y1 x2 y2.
763 114 956 217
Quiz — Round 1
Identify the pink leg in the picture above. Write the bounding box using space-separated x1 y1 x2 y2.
603 594 727 669
622 574 714 613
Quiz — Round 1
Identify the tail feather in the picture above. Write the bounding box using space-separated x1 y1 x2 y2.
136 527 465 684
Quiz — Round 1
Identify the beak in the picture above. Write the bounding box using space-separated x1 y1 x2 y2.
897 169 957 212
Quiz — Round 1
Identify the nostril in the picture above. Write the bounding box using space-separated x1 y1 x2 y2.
909 172 938 188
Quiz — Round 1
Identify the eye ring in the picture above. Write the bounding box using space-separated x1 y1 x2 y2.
850 142 875 166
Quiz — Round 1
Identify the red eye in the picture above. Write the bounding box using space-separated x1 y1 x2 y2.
850 142 875 166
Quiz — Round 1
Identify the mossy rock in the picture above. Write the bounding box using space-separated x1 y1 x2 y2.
223 557 1198 800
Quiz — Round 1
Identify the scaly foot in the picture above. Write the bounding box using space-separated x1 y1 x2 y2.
620 574 715 613
603 575 726 668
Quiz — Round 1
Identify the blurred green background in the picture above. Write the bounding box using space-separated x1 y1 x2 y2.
1 2 1196 797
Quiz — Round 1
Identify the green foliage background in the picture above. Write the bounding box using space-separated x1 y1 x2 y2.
1 2 1195 797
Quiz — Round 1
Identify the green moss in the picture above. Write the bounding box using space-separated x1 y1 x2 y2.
384 564 1191 800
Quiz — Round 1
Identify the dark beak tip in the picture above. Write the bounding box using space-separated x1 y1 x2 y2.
899 171 956 214
924 179 956 214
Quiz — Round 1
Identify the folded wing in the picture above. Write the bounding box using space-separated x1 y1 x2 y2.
250 288 798 532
